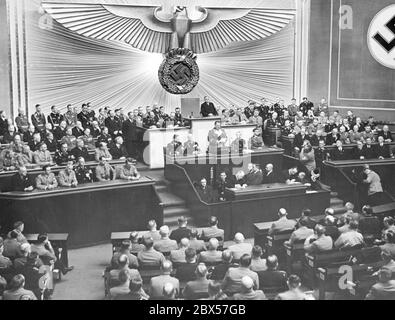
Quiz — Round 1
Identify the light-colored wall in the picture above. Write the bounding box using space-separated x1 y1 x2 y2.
0 0 11 117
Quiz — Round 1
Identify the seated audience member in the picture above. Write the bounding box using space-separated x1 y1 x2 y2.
36 165 58 191
20 252 47 299
234 170 247 188
137 237 165 268
54 143 71 166
207 281 228 300
9 221 28 245
286 217 315 246
119 158 141 181
298 209 317 230
262 163 279 184
211 250 238 281
0 238 13 270
189 230 206 253
74 157 93 184
11 166 35 192
334 220 365 249
170 216 192 243
128 279 150 300
144 220 161 242
33 143 53 167
161 282 177 300
250 246 267 272
215 172 235 201
166 134 183 156
97 127 113 146
199 238 222 264
70 139 89 161
330 140 349 161
81 128 95 150
95 157 115 182
14 243 42 272
3 125 17 144
375 136 392 159
60 127 77 151
201 216 225 241
293 127 310 151
326 128 340 146
268 209 297 235
170 238 189 264
276 275 313 300
95 142 112 162
343 202 360 221
381 249 395 273
359 205 381 237
2 274 37 300
352 140 365 160
304 225 333 254
228 233 253 261
29 132 42 152
111 240 139 270
338 215 352 234
183 263 210 300
365 268 395 300
282 166 299 184
23 125 36 146
323 215 341 241
230 131 247 154
222 254 259 296
196 178 215 203
109 254 141 287
109 136 128 160
231 108 248 124
249 109 263 127
108 269 131 300
380 230 395 259
378 125 393 142
175 248 199 282
246 163 263 185
183 133 200 156
249 128 264 150
362 137 377 159
233 276 267 300
58 160 78 188
149 260 180 299
154 226 178 254
54 120 67 141
72 121 84 138
3 230 23 259
129 232 145 254
256 254 287 289
45 132 57 153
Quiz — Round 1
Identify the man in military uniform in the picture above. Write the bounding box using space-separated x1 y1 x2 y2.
95 157 116 182
74 157 93 184
249 128 265 150
54 143 72 166
166 134 183 156
58 160 78 188
31 104 46 133
71 139 89 161
230 131 247 154
36 165 58 191
119 158 141 181
287 98 299 120
78 104 92 129
64 104 78 127
60 127 77 151
299 97 314 117
47 106 64 130
15 109 30 134
33 143 53 167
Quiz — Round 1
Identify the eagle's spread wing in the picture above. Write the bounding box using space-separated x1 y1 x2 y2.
42 2 172 53
190 8 296 54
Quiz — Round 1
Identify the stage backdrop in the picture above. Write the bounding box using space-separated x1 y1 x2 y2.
23 0 296 116
308 0 395 119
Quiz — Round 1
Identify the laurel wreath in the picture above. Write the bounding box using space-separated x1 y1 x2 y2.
159 48 200 95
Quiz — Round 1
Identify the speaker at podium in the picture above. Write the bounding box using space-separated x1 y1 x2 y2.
181 98 201 118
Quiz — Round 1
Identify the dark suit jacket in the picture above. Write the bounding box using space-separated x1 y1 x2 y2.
70 147 89 161
200 103 218 117
11 173 35 192
378 131 393 142
122 120 139 142
197 185 215 203
375 144 391 158
72 127 84 138
352 147 365 160
262 171 278 184
109 143 128 159
246 171 264 186
362 145 377 159
331 148 349 161
326 134 340 145
257 270 287 290
294 134 310 149
175 262 198 282
170 227 192 243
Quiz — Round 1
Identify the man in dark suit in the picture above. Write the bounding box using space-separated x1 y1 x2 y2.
375 136 392 159
256 255 287 291
378 125 393 142
11 167 34 192
169 217 192 244
70 139 89 161
293 127 310 151
175 248 198 283
182 263 210 300
299 97 314 117
246 164 263 186
331 140 349 160
262 164 278 184
200 96 218 117
352 140 366 160
196 178 215 203
362 138 377 159
122 112 140 158
215 172 235 201
211 250 239 281
315 140 330 168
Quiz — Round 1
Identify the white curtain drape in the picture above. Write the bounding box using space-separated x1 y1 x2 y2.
26 0 295 115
